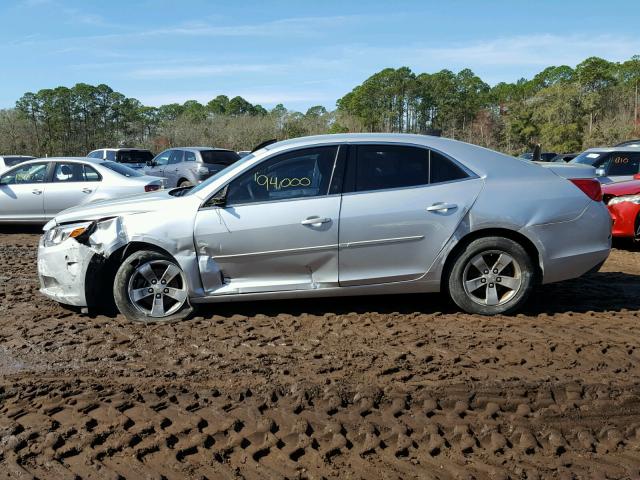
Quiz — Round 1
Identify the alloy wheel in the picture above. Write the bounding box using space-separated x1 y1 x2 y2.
127 260 188 318
462 250 523 306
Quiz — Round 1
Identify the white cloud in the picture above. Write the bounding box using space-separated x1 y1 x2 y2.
128 64 277 79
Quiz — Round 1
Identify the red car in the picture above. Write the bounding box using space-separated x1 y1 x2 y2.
603 173 640 239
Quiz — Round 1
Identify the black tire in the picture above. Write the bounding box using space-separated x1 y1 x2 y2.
113 250 194 323
447 236 535 316
179 179 193 188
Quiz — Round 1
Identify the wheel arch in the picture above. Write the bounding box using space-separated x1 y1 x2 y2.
440 228 543 293
84 241 179 309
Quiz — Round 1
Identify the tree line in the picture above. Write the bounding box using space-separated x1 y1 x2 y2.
0 55 638 157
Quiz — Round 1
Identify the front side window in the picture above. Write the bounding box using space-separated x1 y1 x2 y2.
153 151 171 166
354 144 467 193
606 152 640 176
168 150 184 165
226 146 338 205
87 150 102 159
1 163 48 185
53 163 101 182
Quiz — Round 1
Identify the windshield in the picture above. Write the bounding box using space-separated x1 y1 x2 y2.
117 150 153 164
102 161 143 177
201 150 240 166
571 151 605 166
188 153 257 196
4 156 34 167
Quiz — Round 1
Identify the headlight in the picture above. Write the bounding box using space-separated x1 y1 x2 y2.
608 194 640 206
43 221 94 247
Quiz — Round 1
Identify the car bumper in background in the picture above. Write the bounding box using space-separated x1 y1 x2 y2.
608 201 640 238
37 238 94 307
526 200 612 284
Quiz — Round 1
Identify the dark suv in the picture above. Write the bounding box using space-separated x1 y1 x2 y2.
146 147 240 188
87 148 154 170
571 147 640 182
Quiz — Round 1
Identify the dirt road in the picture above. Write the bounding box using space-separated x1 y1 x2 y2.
1 230 640 479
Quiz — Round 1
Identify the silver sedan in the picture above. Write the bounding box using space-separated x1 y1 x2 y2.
0 157 164 224
37 134 611 321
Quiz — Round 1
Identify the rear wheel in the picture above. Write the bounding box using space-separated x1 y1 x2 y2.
447 237 535 315
113 250 193 323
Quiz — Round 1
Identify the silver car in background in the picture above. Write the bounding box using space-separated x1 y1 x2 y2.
0 157 164 224
146 147 241 188
37 134 611 321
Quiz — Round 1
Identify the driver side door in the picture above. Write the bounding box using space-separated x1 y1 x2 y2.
194 145 344 295
0 162 50 222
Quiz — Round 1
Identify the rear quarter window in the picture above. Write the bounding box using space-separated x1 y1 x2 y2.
201 150 241 166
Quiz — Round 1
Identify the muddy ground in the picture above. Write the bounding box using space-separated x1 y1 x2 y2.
1 229 640 479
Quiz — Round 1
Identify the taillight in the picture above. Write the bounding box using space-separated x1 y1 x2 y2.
145 184 160 192
569 178 602 202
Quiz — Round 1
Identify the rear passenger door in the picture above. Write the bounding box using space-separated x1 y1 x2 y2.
338 144 483 286
43 162 102 218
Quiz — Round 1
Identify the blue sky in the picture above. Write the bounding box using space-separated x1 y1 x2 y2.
2 0 640 111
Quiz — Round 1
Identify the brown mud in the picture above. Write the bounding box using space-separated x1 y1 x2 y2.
1 230 640 479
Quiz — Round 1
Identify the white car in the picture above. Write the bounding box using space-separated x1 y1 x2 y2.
0 157 165 224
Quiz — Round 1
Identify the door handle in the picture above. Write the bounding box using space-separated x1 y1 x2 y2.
32 189 42 195
426 202 457 213
82 188 92 194
301 216 331 226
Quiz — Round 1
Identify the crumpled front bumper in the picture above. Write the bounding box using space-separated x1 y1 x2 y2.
37 238 95 307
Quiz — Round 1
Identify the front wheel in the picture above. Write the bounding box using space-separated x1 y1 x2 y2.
447 237 535 315
113 250 193 323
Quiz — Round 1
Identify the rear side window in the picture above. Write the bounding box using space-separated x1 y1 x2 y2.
105 150 116 161
168 150 184 165
185 151 197 162
53 163 102 182
352 145 468 193
607 152 640 176
117 150 153 164
102 161 143 177
201 150 240 166
429 150 468 184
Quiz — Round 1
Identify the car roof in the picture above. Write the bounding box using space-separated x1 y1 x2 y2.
20 156 104 165
173 147 235 152
93 148 152 152
584 146 640 153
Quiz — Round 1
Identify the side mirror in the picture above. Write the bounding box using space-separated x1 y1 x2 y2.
208 185 228 207
146 160 156 167
595 167 606 177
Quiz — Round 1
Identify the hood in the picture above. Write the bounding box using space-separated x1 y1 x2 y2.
46 190 183 229
601 178 640 196
536 162 596 179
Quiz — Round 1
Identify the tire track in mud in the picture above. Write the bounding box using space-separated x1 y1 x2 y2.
2 379 640 479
